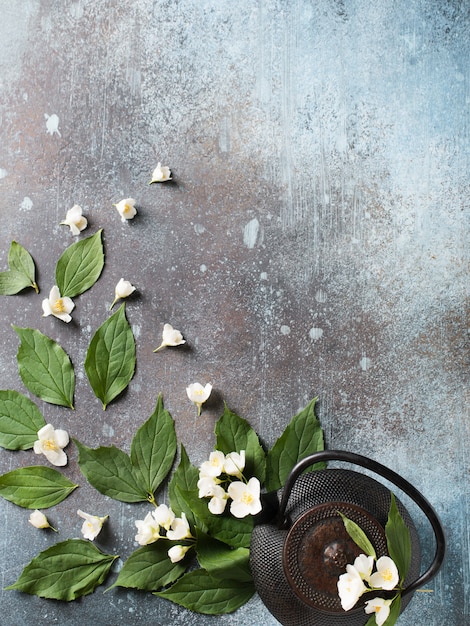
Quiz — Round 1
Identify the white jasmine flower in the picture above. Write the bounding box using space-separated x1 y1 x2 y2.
29 509 56 531
369 556 399 590
337 564 367 611
114 198 137 222
224 450 246 478
152 504 175 531
110 278 136 309
77 509 108 540
42 285 75 323
149 162 172 184
207 485 229 515
227 477 262 518
153 323 185 352
33 423 69 466
364 597 392 626
135 512 162 545
199 451 226 478
168 544 191 563
186 382 212 416
60 204 88 235
353 554 375 583
166 513 192 541
197 475 222 498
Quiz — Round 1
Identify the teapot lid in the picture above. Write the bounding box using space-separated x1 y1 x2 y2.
283 501 388 612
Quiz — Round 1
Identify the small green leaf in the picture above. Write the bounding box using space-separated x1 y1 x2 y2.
111 543 187 591
265 398 324 492
168 445 200 527
130 395 177 498
179 488 253 548
155 569 255 614
6 539 117 600
338 511 377 559
0 466 78 509
13 326 75 409
0 242 38 294
215 405 266 483
196 529 252 583
55 229 104 298
84 303 136 409
385 493 412 582
74 439 147 503
383 594 402 626
0 390 46 450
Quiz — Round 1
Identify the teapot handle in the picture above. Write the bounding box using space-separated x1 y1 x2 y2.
277 450 446 595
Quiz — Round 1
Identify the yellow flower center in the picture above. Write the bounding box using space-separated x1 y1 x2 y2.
53 298 66 313
382 568 393 581
123 204 131 213
241 492 253 505
43 439 58 451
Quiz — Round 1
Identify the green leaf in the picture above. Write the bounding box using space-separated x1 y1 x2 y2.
179 488 253 548
130 395 177 498
168 445 200 527
265 398 324 492
0 242 38 294
55 229 104 298
13 326 75 409
0 466 78 509
0 390 46 450
215 405 266 483
338 511 377 559
84 303 136 409
111 543 187 591
6 539 117 600
155 569 255 614
383 595 402 626
385 493 412 582
74 439 147 503
196 529 252 583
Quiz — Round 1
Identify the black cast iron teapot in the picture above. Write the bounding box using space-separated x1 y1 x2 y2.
250 451 446 626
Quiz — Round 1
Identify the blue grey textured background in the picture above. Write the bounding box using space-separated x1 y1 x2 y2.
0 1 468 624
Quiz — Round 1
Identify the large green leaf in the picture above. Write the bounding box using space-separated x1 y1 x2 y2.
179 488 253 548
74 439 147 503
215 405 266 483
155 569 255 614
0 241 38 295
0 466 78 509
55 229 104 298
130 395 177 498
196 529 252 583
265 398 324 492
385 493 412 582
84 303 136 409
168 445 200 527
13 326 75 409
0 390 46 450
111 543 187 591
6 539 117 600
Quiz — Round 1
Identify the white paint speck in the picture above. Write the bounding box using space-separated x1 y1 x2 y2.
194 223 206 234
44 113 61 137
102 423 115 437
200 264 207 273
132 324 141 338
360 356 372 371
315 289 327 303
243 217 260 249
0 168 7 179
280 325 291 335
260 272 268 280
20 196 33 211
309 327 323 340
